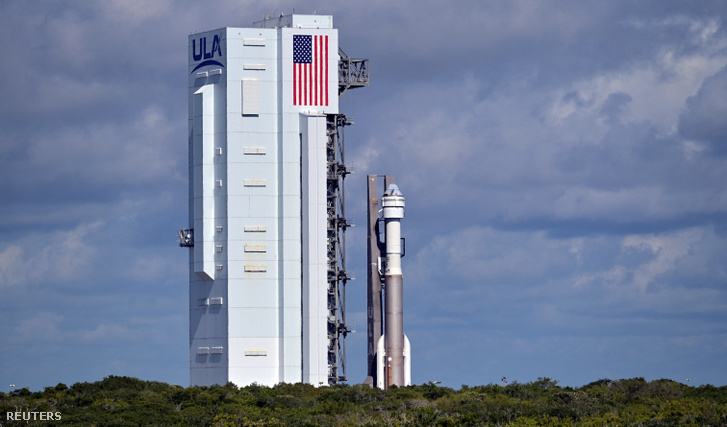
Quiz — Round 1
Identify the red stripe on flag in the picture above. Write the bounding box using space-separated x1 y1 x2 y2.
316 37 323 105
318 35 323 105
313 36 318 106
294 63 298 105
321 36 325 104
324 35 328 106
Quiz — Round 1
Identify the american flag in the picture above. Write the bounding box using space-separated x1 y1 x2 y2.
293 34 328 106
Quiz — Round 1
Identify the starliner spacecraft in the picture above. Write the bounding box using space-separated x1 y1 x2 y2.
366 177 412 389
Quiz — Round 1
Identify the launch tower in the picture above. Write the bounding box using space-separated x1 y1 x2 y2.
180 14 368 387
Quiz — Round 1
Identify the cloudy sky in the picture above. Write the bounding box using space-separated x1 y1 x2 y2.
2 0 727 391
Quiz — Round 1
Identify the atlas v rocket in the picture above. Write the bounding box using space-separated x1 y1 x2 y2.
367 177 412 389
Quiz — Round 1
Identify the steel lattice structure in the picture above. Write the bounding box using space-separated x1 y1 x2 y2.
326 114 353 384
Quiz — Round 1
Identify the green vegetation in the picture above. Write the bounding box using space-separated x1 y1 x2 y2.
1 376 726 426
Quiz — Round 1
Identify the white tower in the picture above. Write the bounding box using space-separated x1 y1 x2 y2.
182 15 365 387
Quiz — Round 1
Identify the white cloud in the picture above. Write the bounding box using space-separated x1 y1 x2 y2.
408 224 727 315
0 222 103 289
568 227 727 316
0 245 23 284
622 229 700 292
549 51 727 131
411 226 572 284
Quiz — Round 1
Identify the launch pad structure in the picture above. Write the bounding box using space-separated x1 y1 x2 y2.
181 14 368 387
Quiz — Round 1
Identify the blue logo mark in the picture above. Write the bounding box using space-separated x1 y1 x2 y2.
191 35 224 73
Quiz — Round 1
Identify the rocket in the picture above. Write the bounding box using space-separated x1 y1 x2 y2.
382 184 405 387
378 184 411 388
366 178 411 389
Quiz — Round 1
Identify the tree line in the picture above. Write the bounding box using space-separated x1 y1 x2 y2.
1 375 726 426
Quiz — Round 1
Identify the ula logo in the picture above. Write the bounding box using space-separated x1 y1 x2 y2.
191 34 224 74
193 35 221 61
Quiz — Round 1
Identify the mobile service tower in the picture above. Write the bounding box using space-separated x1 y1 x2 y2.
180 14 368 387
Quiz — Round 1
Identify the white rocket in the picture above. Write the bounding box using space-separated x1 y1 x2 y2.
375 184 411 388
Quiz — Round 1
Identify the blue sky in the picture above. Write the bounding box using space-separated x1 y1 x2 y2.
1 0 726 391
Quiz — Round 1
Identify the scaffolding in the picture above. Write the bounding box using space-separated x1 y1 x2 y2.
326 114 353 384
327 51 368 384
338 48 369 97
